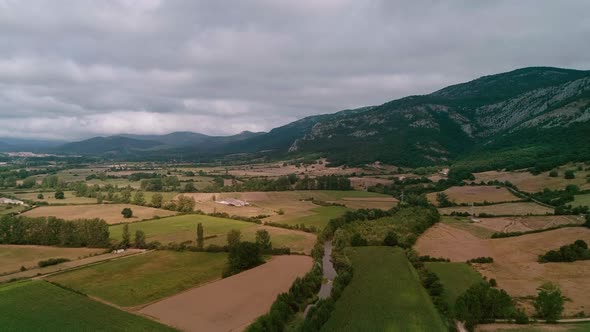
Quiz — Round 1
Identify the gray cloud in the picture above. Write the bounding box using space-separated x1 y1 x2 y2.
0 0 589 140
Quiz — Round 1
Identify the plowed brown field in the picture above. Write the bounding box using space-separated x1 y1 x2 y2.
140 255 313 332
415 224 590 315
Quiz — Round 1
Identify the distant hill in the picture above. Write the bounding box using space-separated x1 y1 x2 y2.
53 67 590 169
56 131 264 155
227 67 590 168
57 136 165 155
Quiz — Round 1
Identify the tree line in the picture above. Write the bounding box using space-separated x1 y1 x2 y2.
0 215 110 247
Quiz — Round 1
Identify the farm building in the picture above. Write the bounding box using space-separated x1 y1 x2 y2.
216 198 250 207
0 197 26 205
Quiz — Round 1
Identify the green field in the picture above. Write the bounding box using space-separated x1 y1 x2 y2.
109 214 315 253
0 281 175 331
14 190 97 204
279 206 349 229
321 247 446 332
425 262 485 311
109 214 252 243
48 251 227 307
572 193 590 207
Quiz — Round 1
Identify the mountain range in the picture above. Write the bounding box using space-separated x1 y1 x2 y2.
5 67 590 169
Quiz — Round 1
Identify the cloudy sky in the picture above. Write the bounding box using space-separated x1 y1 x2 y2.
1 0 589 140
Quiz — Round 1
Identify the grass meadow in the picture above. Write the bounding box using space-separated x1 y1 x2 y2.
277 206 349 229
0 281 176 331
321 247 446 332
425 262 484 312
48 251 227 307
109 214 316 253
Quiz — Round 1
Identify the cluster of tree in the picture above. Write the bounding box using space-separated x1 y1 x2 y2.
0 167 65 188
223 229 264 277
455 282 525 331
161 195 196 212
533 282 565 323
140 176 180 191
538 240 590 263
368 177 441 202
331 206 440 248
246 265 323 331
467 257 494 264
119 224 147 249
0 215 110 247
530 185 580 207
210 174 352 192
436 192 455 207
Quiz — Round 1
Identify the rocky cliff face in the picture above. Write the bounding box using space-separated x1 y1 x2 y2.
272 67 590 165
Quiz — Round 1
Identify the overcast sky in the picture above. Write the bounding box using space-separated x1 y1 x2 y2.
1 0 589 140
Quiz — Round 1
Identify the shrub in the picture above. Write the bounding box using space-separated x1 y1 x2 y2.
54 190 65 199
38 258 70 267
467 257 494 264
564 170 575 179
549 170 558 177
382 231 398 246
37 193 44 199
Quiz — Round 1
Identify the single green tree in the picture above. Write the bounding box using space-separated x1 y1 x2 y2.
132 191 145 205
255 229 272 251
121 224 131 248
227 229 242 249
37 193 44 199
549 170 558 177
54 190 65 199
564 170 575 179
134 230 146 248
120 188 132 203
151 192 164 208
436 192 453 207
534 282 564 323
121 207 133 218
196 223 204 249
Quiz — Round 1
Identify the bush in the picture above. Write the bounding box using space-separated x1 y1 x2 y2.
489 278 497 287
54 190 65 199
38 258 70 267
564 170 576 179
549 170 558 177
467 257 494 264
382 231 398 246
37 193 44 199
350 233 368 247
